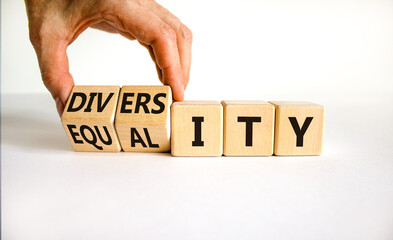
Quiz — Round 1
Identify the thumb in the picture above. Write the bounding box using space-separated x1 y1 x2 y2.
35 40 74 117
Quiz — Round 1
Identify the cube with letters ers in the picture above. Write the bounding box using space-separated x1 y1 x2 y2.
269 101 324 155
171 101 223 157
61 86 121 152
115 86 172 152
222 100 275 156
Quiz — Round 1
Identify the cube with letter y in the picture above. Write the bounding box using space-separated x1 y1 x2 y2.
171 101 223 156
222 100 275 156
115 86 172 152
269 101 325 155
61 86 122 152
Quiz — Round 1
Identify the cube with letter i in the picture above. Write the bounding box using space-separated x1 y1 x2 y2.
222 100 275 156
269 101 325 155
171 101 223 157
115 86 172 152
61 86 122 152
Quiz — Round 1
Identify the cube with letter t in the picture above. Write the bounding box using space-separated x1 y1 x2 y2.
171 101 223 156
222 100 275 156
115 86 172 152
61 86 122 152
270 101 325 155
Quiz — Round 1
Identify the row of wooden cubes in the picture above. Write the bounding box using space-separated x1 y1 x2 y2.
62 85 324 156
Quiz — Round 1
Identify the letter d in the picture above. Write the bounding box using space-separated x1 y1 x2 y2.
67 92 87 112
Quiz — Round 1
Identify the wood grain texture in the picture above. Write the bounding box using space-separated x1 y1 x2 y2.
61 85 121 152
115 86 172 152
269 101 324 155
222 100 274 156
171 101 223 157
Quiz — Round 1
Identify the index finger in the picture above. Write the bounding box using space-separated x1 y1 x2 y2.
109 3 185 101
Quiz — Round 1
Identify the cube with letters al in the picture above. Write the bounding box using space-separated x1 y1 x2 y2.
62 86 121 152
115 85 172 152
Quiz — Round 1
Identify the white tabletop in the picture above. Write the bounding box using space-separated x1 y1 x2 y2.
2 93 393 240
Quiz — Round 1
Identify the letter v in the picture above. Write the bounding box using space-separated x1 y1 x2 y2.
97 93 114 112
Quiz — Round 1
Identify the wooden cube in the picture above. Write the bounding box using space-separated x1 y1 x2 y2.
171 101 223 156
61 86 121 152
222 100 275 156
115 86 172 152
269 101 324 155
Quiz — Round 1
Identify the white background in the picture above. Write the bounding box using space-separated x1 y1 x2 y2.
2 0 393 239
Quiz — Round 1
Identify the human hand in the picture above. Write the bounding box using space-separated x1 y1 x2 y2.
24 0 192 116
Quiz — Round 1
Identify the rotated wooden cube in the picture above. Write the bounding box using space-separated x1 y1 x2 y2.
270 101 324 155
62 86 121 152
171 101 223 157
222 100 275 156
115 86 172 152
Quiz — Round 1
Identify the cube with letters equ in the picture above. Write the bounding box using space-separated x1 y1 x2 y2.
61 86 122 152
270 101 325 155
115 86 172 152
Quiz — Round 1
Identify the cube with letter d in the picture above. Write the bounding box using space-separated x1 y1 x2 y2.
61 86 122 152
115 85 172 152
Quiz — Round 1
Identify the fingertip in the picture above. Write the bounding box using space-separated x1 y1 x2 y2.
54 78 73 118
55 97 65 118
59 81 74 106
173 88 184 102
161 67 184 101
170 83 184 102
51 77 73 118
